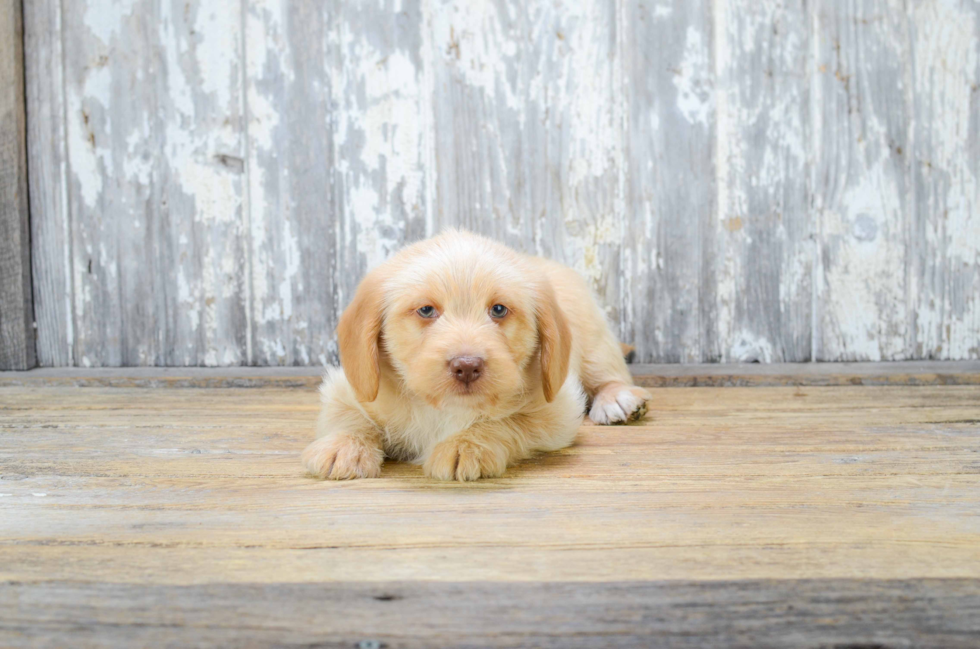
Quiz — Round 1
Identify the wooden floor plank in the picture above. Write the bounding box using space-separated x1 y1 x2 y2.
3 580 980 649
2 383 979 645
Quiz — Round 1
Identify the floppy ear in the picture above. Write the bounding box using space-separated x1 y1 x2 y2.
337 271 385 402
537 281 572 402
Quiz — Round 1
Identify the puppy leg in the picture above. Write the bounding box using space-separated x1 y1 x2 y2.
543 261 650 424
588 382 651 425
580 334 651 425
424 431 510 481
424 380 585 481
301 422 384 480
302 369 385 480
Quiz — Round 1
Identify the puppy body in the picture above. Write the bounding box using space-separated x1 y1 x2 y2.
302 230 649 481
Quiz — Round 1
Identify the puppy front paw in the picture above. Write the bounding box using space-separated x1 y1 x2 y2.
424 436 508 481
301 434 384 480
589 384 650 425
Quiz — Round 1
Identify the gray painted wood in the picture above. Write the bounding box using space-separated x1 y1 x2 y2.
22 0 980 366
245 0 338 366
246 0 431 366
59 0 249 367
910 1 980 360
332 0 432 354
429 0 624 322
624 1 710 363
428 0 529 246
812 0 912 361
517 0 624 321
3 579 980 648
24 0 72 368
0 0 36 370
704 0 811 363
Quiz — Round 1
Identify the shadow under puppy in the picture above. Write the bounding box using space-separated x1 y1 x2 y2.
302 230 650 481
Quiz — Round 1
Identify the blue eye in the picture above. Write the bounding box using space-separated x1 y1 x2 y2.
490 304 508 318
417 305 437 318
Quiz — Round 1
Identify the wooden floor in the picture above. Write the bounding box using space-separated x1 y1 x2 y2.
2 375 980 647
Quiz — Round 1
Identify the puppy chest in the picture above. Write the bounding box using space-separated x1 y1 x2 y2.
381 407 478 462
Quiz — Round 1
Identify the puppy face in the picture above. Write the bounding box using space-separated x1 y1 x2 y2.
337 232 571 410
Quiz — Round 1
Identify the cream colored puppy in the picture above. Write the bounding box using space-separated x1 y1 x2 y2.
301 230 650 481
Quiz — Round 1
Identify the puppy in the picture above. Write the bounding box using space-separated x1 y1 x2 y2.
301 230 650 481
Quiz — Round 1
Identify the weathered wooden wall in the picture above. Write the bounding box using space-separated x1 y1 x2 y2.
22 0 980 367
0 0 35 370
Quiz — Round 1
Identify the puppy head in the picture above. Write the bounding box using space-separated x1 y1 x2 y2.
337 231 571 409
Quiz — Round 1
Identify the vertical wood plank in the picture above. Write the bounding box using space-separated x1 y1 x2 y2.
0 0 36 370
811 0 911 361
703 0 811 363
623 0 711 363
245 0 338 366
428 0 529 247
429 0 624 322
24 0 73 367
910 0 980 360
246 0 431 366
522 0 625 324
334 0 432 339
22 0 980 366
62 0 248 366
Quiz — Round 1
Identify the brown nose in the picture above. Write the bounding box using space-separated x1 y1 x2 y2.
450 356 484 385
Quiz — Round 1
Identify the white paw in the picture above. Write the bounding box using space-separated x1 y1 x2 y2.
588 385 650 425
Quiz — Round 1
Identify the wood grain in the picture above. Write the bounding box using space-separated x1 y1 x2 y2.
429 0 624 322
59 0 249 366
23 0 71 368
910 1 980 361
622 0 707 363
520 0 624 322
21 0 980 366
3 580 979 648
812 0 912 361
1 382 979 645
705 0 811 363
428 0 527 246
0 0 35 371
331 0 432 352
245 0 339 366
245 0 432 366
1 384 979 584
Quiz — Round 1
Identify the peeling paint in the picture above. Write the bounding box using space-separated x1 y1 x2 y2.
911 0 980 360
82 0 138 45
674 27 713 126
730 332 774 363
31 0 980 367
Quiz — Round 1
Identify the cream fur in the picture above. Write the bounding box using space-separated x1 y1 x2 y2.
301 230 650 481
